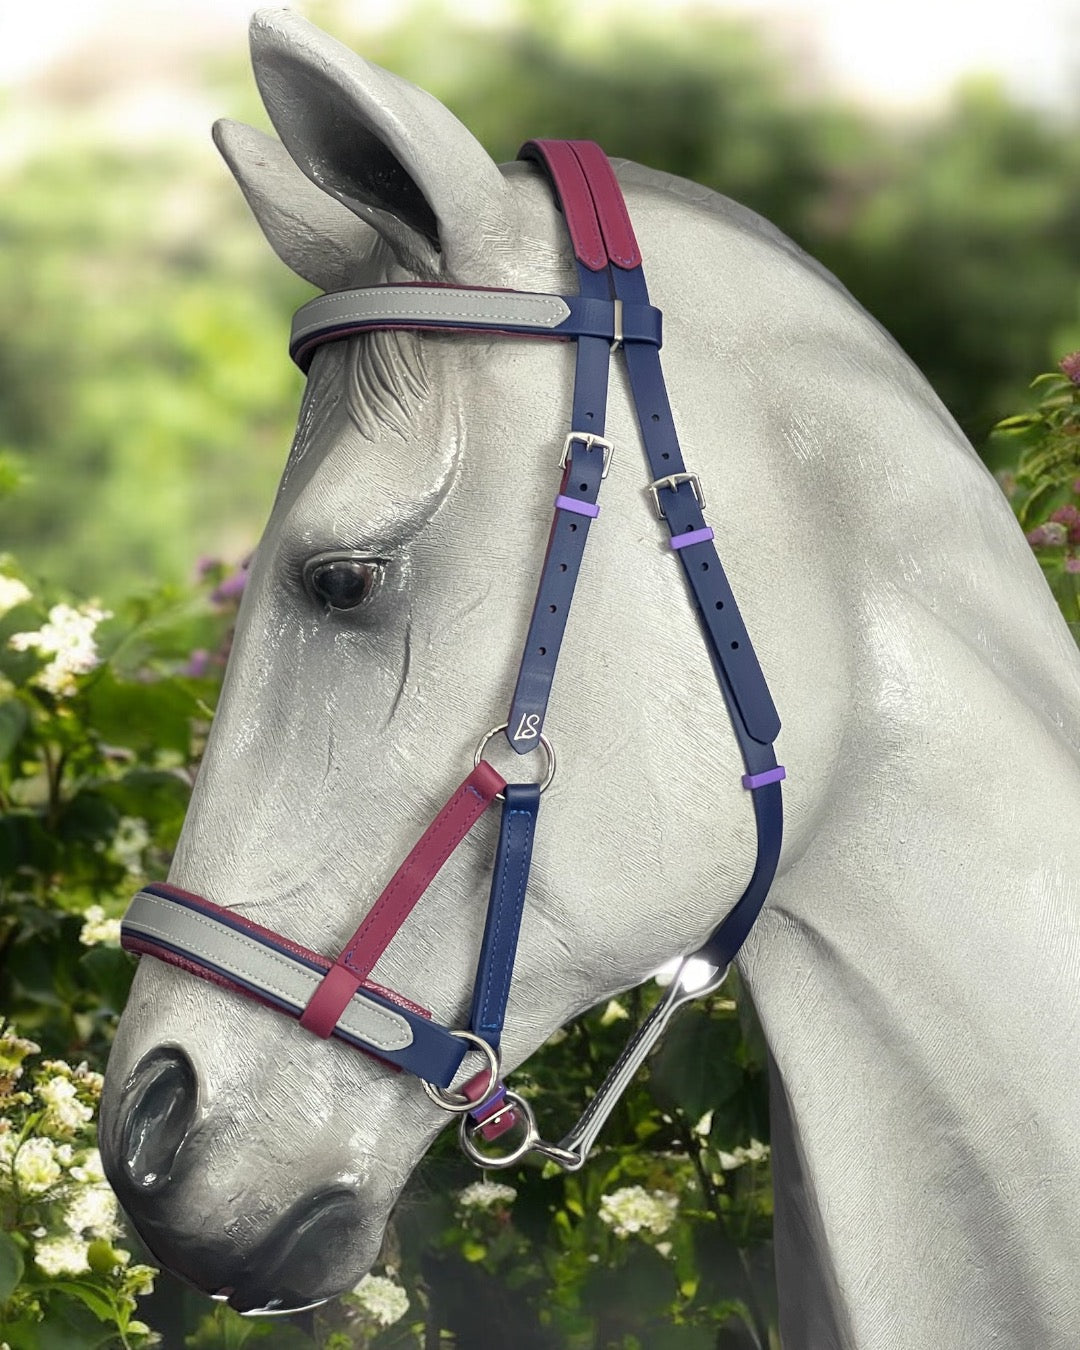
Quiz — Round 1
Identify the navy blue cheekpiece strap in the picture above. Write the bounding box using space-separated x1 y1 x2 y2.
548 141 785 966
469 783 541 1046
612 260 781 748
504 261 613 752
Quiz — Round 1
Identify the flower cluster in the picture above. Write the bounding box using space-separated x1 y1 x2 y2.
716 1137 771 1171
79 905 123 947
0 1025 157 1343
351 1273 410 1327
9 601 111 697
597 1185 679 1239
457 1180 517 1211
1027 499 1080 574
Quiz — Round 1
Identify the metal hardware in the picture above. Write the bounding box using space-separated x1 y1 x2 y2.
647 471 705 519
474 724 557 799
611 298 624 351
421 1030 501 1114
559 431 614 479
460 956 730 1170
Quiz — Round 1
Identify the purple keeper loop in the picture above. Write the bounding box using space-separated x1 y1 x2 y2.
470 1083 508 1123
555 494 599 518
742 765 786 790
670 526 714 550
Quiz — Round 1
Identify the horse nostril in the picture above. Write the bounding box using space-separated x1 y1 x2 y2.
121 1048 198 1191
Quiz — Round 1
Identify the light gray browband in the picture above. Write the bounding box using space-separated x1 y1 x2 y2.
124 891 414 1052
291 286 572 349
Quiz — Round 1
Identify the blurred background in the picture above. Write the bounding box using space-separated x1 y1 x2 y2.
1 0 1079 601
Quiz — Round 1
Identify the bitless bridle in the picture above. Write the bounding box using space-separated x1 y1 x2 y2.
122 140 785 1171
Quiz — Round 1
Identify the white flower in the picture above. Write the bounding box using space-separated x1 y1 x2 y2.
598 1185 679 1239
73 1064 104 1098
0 576 31 616
65 1183 119 1238
126 1263 156 1297
79 905 122 947
716 1137 771 1171
70 1148 106 1184
9 602 111 697
0 1123 15 1171
353 1274 409 1327
13 1137 62 1194
599 999 629 1026
692 1109 714 1138
111 817 150 873
34 1234 90 1276
36 1075 92 1135
457 1180 517 1210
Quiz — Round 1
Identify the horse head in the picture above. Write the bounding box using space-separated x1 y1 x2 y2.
99 9 1080 1343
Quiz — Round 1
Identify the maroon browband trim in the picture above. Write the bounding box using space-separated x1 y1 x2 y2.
300 762 506 1037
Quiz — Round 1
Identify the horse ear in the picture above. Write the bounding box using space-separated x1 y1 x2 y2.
247 8 513 280
212 119 384 291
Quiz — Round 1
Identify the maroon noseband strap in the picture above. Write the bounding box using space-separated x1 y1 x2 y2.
299 762 506 1037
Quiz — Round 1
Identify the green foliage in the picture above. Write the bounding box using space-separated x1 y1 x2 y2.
990 354 1080 640
0 1027 158 1349
2 3 1079 598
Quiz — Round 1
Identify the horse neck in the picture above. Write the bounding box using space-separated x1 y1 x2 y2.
628 177 1080 1343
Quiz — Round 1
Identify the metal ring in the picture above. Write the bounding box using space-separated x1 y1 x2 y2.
420 1031 501 1115
473 724 557 800
458 1090 540 1168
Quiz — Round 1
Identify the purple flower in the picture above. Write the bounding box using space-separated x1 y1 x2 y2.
211 564 249 605
1028 522 1068 548
1059 352 1080 386
1066 557 1080 574
181 649 211 678
194 555 223 580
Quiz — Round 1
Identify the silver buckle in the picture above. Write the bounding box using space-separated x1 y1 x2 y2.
647 471 705 519
559 431 614 479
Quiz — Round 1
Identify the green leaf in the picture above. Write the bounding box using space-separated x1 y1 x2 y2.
56 792 119 847
650 1008 749 1125
78 945 136 1011
84 670 200 755
0 1228 25 1302
99 768 191 833
0 699 29 760
49 1279 118 1325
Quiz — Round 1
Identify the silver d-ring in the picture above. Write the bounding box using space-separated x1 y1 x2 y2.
421 1031 501 1115
458 1090 540 1169
473 724 557 800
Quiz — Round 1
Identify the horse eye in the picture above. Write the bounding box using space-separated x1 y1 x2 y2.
304 557 381 612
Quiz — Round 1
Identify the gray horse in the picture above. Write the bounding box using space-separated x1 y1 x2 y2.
99 9 1080 1346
